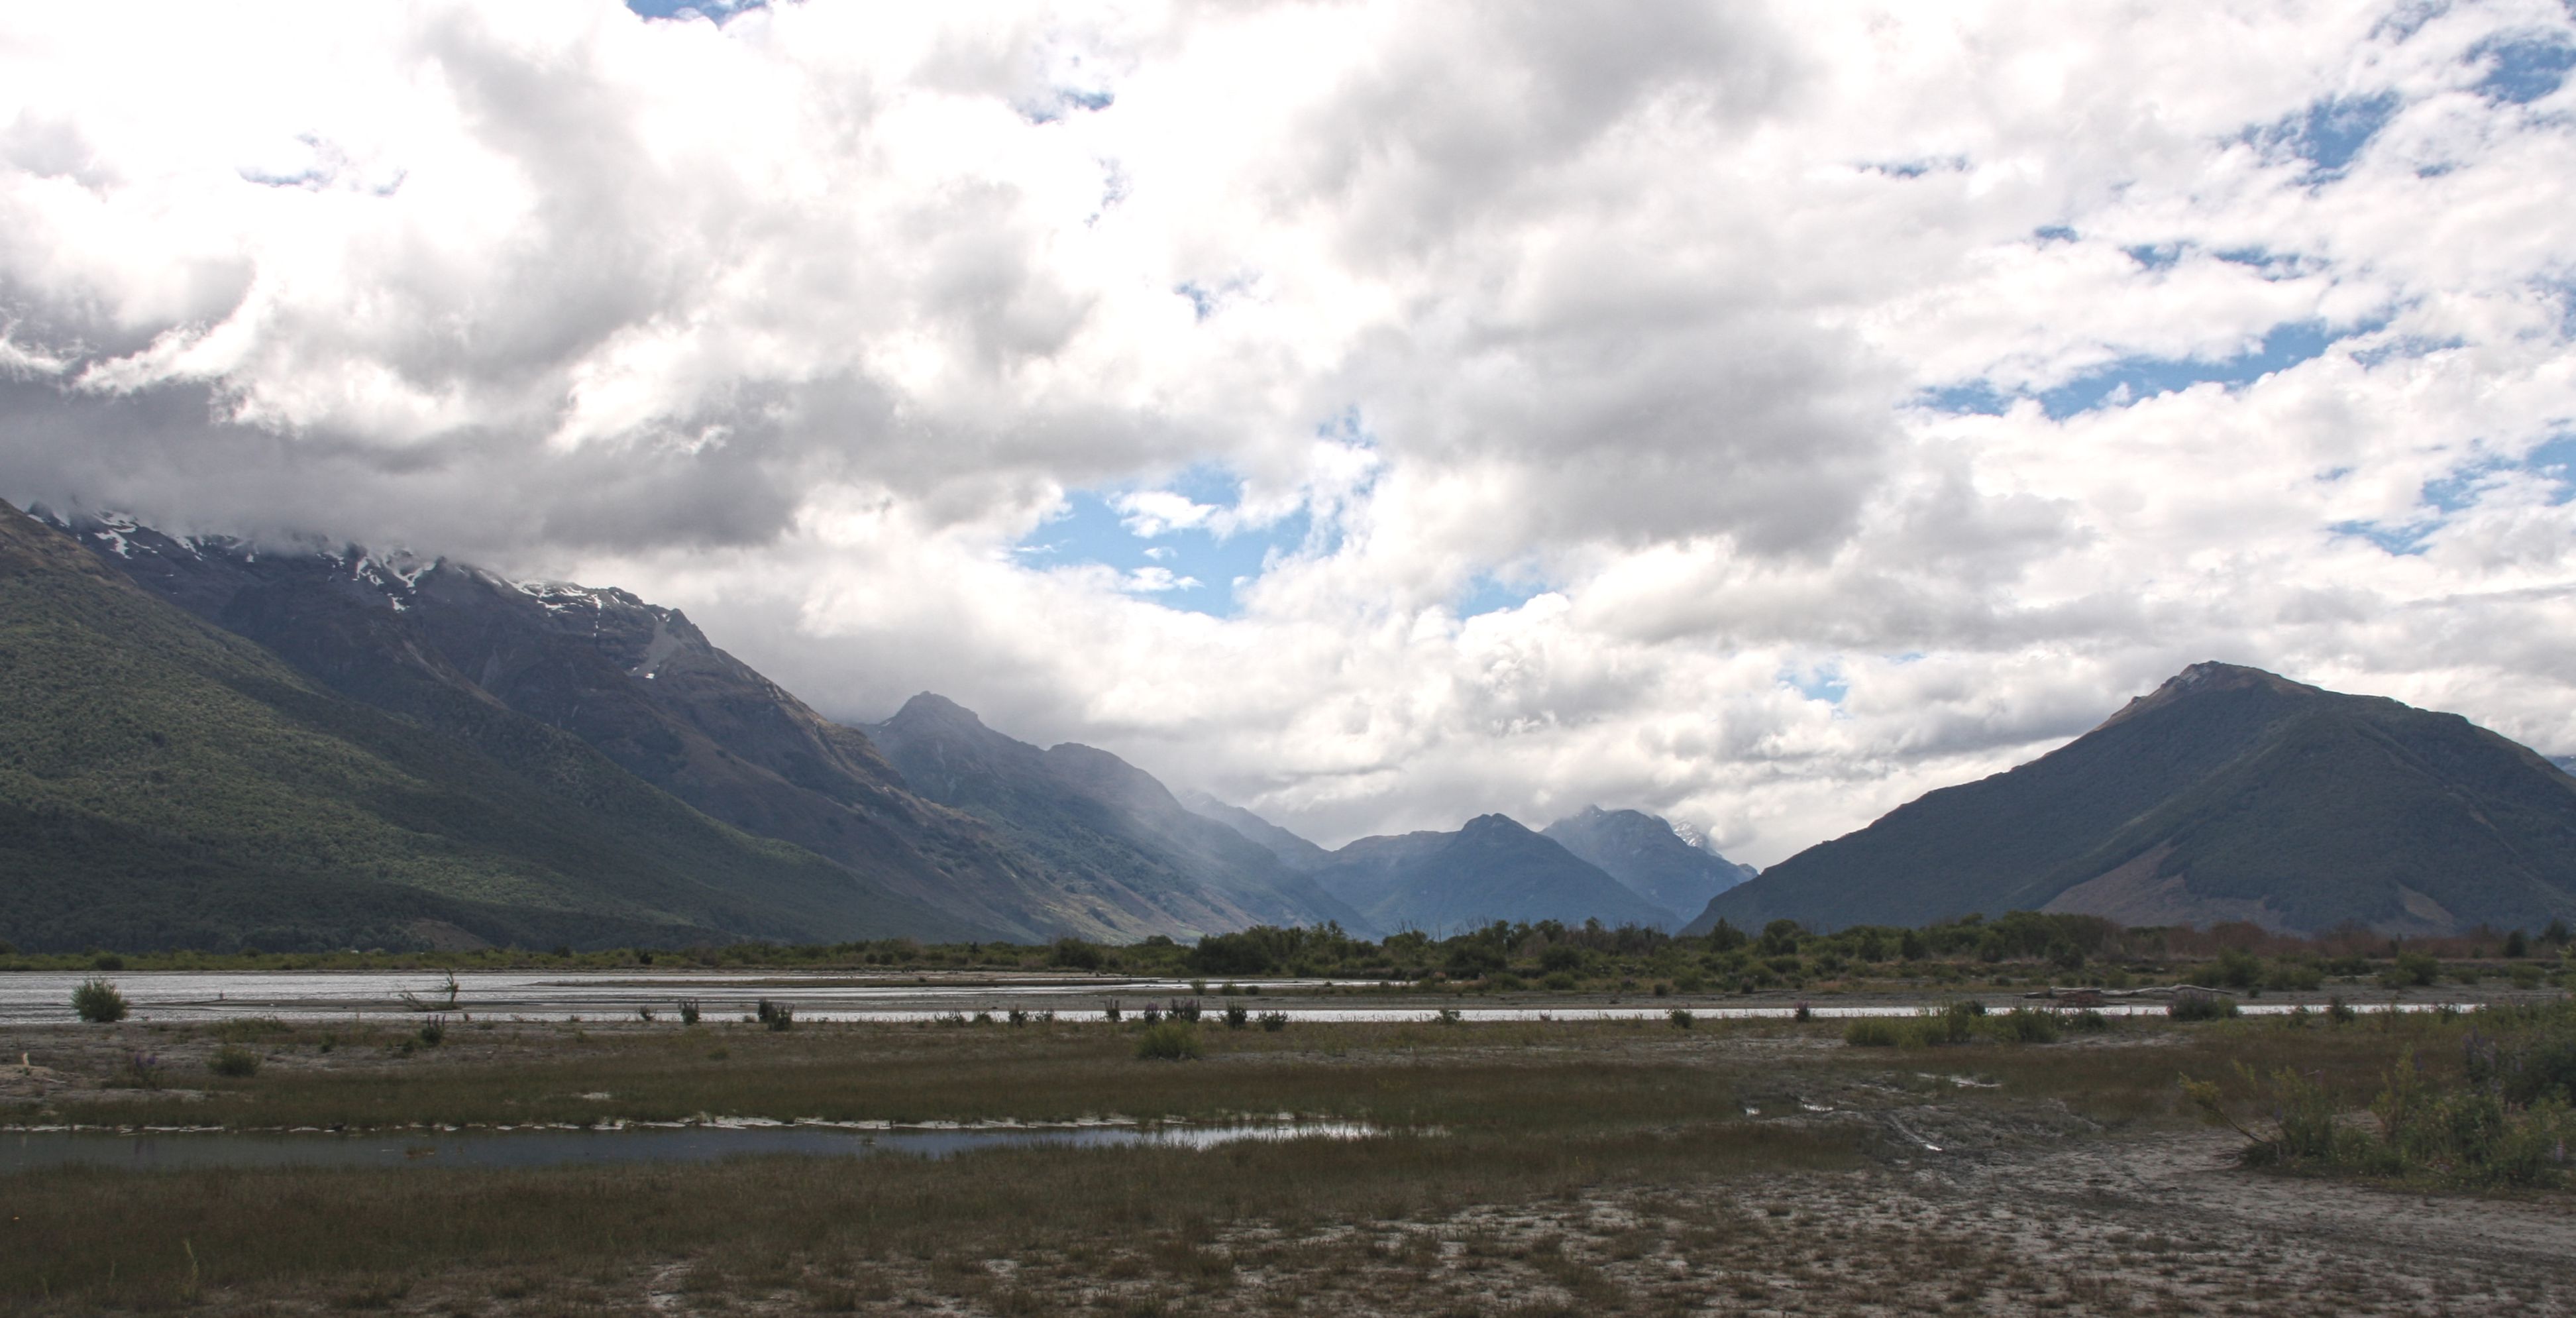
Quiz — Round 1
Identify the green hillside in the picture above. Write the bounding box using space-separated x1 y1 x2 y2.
0 504 971 951
1686 663 2576 936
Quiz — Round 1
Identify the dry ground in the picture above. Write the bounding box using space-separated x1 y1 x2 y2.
3 1005 2569 1315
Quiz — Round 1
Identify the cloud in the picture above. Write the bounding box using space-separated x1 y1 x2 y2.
3 1 2575 864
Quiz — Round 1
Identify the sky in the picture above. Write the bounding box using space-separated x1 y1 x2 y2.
3 1 2573 862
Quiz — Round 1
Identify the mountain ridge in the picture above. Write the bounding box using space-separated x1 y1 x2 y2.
1685 661 2576 936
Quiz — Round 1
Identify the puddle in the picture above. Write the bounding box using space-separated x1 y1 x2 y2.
0 1121 1377 1174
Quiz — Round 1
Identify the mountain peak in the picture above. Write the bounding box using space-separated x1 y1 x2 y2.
2097 661 2324 731
886 691 987 730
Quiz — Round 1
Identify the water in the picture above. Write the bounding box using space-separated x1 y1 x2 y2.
0 969 2471 1025
0 1121 1378 1173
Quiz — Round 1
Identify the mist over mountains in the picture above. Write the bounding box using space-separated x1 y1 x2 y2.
8 504 2573 951
1 505 1760 950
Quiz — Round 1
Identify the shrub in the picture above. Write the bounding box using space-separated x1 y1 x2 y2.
2385 951 2441 988
2212 948 2263 989
1434 1007 1463 1025
2169 991 2239 1022
1049 938 1106 971
1007 1008 1030 1026
1258 1011 1288 1032
417 1016 447 1046
2327 995 2357 1024
1134 1020 1203 1061
1843 1018 1902 1048
72 977 128 1024
677 999 702 1025
91 952 125 971
1792 1002 1813 1022
2070 1008 2110 1032
2266 959 2325 993
2510 964 2544 989
207 1044 262 1078
756 999 794 1031
1542 972 1579 991
1997 1007 2060 1044
1668 1008 1695 1029
1102 1002 1123 1023
1911 1001 1982 1046
1224 1003 1249 1030
1173 1000 1203 1023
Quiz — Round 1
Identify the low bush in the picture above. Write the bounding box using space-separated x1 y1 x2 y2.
677 999 702 1025
1134 1020 1203 1062
417 1017 447 1047
1996 1007 2060 1044
1258 1011 1288 1032
1843 1018 1902 1048
2069 1008 2111 1032
756 999 794 1031
1668 1008 1694 1030
2383 951 2441 988
2187 1001 2576 1188
207 1044 262 1078
72 977 128 1024
1223 1003 1249 1030
2169 992 2239 1022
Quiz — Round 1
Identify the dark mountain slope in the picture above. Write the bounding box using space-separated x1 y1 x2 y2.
0 504 970 952
57 514 1091 942
1686 663 2576 936
1179 791 1335 871
1540 805 1754 925
869 694 1370 938
1309 814 1674 934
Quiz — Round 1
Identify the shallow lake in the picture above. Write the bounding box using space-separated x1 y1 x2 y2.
0 1121 1378 1173
0 969 2459 1026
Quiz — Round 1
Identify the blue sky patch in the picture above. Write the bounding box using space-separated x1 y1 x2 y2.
2335 433 2576 555
1014 468 1316 618
1455 574 1546 620
1917 321 2350 419
2252 90 2401 176
2471 34 2576 103
1784 664 1849 706
627 0 765 22
2035 321 2339 418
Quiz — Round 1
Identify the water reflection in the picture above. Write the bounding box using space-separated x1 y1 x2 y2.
0 1121 1379 1173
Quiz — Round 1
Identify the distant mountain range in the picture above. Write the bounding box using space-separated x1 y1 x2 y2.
3 504 1744 950
1688 662 2576 937
1542 805 1756 921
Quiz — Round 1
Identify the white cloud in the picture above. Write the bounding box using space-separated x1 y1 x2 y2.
4 1 2575 863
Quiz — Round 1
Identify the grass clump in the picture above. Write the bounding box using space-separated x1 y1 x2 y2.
71 977 127 1023
1843 1018 1902 1048
1996 1007 2060 1044
1134 1021 1205 1062
2186 1000 2576 1188
207 1044 262 1078
2169 991 2239 1022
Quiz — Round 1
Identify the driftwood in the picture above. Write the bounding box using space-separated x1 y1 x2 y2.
2020 983 2236 1001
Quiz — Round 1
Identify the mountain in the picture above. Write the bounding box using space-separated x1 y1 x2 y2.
1541 806 1755 925
867 694 1371 938
1686 662 2576 937
1179 791 1334 871
1308 814 1675 934
49 511 1118 942
0 502 974 952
